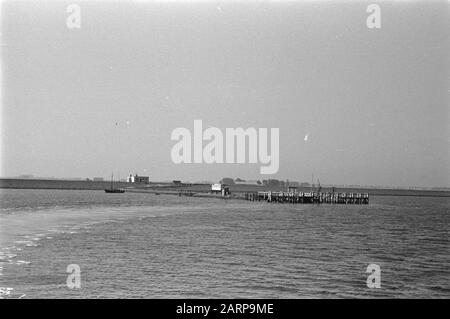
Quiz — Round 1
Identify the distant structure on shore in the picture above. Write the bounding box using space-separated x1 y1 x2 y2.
234 179 261 186
211 183 230 196
127 174 150 184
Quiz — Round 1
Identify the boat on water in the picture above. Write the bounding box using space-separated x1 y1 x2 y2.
105 173 125 193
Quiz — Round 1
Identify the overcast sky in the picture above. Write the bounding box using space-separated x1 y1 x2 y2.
1 1 449 187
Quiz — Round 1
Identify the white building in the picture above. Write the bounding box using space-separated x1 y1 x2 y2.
211 183 230 196
127 174 150 184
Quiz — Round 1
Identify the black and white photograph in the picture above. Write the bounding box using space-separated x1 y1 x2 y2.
0 0 449 305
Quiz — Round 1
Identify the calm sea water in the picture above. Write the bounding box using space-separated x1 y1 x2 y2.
0 189 448 298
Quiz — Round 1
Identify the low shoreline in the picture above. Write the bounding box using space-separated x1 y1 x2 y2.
1 178 449 198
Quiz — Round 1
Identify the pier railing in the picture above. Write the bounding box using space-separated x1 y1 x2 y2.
243 191 369 204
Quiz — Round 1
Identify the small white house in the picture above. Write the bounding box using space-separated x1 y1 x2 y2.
127 174 150 184
211 183 230 196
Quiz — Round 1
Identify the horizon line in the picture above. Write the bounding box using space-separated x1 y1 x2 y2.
1 175 449 191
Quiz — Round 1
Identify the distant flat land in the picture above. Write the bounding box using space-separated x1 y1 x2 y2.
0 178 129 191
0 178 449 197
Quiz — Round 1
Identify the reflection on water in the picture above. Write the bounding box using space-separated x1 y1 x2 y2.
0 189 449 298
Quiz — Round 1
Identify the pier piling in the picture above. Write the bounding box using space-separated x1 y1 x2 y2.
246 191 369 205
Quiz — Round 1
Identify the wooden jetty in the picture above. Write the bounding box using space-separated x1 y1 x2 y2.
243 191 369 204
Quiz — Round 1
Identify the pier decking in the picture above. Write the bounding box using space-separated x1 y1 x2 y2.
243 191 369 204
